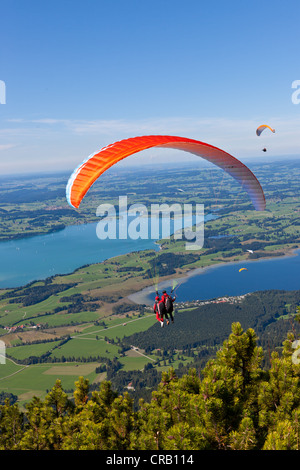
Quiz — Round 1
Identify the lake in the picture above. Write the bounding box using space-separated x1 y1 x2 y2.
0 214 210 289
1 216 299 301
128 249 300 305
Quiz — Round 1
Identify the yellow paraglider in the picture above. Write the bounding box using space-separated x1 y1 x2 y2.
239 268 248 273
256 125 275 137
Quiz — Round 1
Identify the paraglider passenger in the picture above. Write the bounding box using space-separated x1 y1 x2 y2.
161 290 176 324
153 295 164 327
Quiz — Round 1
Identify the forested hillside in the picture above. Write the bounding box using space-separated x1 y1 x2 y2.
1 322 300 450
106 290 300 409
124 290 300 353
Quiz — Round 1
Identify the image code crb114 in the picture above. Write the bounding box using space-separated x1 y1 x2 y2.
105 453 195 466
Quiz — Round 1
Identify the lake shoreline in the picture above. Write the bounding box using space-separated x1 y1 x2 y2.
0 214 213 290
127 245 300 305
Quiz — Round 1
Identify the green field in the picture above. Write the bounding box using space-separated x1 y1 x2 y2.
0 312 161 402
0 360 98 405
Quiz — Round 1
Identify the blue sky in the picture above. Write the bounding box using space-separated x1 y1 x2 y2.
0 0 300 175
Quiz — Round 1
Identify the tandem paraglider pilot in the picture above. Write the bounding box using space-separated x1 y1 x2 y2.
153 289 176 328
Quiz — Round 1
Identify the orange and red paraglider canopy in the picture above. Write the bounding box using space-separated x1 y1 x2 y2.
66 135 266 211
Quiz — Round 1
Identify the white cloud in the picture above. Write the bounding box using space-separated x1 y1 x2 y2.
0 115 299 175
0 144 16 151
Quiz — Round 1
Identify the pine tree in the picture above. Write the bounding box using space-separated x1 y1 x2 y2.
197 322 263 449
45 379 72 418
108 392 137 450
74 376 89 407
133 368 207 450
0 399 24 450
259 332 300 449
0 321 300 450
19 397 53 450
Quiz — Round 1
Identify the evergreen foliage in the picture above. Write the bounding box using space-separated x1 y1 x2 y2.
1 322 300 450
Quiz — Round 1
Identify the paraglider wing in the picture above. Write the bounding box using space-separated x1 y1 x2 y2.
239 268 248 272
256 125 275 136
66 135 266 211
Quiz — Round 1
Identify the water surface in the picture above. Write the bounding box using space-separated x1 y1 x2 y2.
129 249 300 305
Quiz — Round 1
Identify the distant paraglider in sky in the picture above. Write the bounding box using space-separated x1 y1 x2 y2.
66 135 266 211
239 268 248 273
246 249 254 254
256 125 275 137
256 125 275 154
